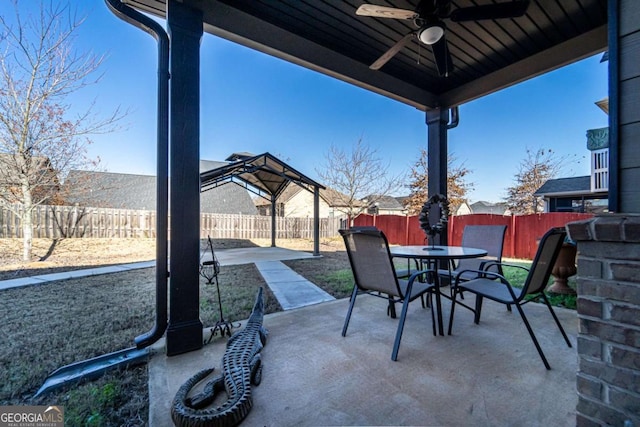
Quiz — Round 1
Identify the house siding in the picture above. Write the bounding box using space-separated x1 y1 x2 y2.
284 189 332 218
619 0 640 213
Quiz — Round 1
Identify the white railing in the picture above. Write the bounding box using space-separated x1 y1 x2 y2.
591 148 609 192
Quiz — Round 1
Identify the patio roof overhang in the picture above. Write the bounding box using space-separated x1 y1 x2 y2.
127 0 608 111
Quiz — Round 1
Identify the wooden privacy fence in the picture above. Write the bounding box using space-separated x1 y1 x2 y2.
354 212 594 260
0 204 342 240
200 213 342 239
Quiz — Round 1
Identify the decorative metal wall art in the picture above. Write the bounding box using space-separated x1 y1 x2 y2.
418 194 449 249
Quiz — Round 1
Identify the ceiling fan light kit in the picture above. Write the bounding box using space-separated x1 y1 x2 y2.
419 22 445 45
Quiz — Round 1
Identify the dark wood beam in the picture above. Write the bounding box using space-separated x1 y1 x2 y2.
439 25 608 108
426 108 449 246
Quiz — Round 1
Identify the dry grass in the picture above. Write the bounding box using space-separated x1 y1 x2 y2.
0 238 156 280
0 236 348 280
1 268 156 424
0 236 352 426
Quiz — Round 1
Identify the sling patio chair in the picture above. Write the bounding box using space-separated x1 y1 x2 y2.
438 224 508 286
350 225 424 290
447 227 573 369
339 228 436 361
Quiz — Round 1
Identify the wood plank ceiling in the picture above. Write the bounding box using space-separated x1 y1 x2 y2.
127 0 608 111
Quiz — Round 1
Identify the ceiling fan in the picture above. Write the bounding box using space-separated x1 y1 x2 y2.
356 1 530 77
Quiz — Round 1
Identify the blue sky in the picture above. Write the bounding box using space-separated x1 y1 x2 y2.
4 1 609 203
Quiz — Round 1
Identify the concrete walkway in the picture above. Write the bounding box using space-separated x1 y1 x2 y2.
255 260 334 310
0 261 155 291
0 247 333 311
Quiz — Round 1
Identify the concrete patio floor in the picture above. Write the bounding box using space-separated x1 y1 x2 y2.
149 293 578 426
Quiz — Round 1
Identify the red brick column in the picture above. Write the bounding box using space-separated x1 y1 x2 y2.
567 214 640 426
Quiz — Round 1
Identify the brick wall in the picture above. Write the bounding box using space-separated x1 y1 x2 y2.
567 214 640 426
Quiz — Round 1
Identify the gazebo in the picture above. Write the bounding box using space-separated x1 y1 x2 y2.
200 152 325 255
105 2 639 424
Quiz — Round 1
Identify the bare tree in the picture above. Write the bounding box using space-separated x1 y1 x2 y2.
505 148 569 215
316 137 404 222
404 148 474 215
0 1 122 260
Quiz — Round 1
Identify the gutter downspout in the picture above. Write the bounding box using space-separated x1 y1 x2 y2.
445 106 459 244
105 0 170 348
446 106 460 130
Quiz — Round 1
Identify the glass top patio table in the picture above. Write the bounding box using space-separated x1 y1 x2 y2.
389 245 488 336
390 245 488 260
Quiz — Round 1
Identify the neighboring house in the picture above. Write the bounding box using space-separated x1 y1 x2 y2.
535 98 609 213
535 175 608 213
64 160 257 214
254 185 350 218
453 201 472 216
469 201 511 215
364 195 407 216
0 154 61 205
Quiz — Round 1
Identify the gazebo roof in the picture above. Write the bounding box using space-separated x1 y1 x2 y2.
200 152 324 200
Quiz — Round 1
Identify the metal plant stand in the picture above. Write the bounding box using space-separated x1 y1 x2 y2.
200 236 238 343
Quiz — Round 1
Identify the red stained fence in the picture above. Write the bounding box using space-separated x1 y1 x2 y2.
354 212 593 260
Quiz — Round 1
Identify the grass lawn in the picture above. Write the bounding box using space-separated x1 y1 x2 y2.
0 264 275 426
285 256 577 310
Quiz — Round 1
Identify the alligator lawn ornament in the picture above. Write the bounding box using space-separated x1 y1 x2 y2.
171 287 268 427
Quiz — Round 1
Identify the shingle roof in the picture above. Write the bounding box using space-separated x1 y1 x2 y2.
321 187 361 207
534 176 592 196
367 195 404 210
64 171 157 209
64 166 257 214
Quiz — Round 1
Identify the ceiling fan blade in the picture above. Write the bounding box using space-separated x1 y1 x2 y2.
450 1 529 22
434 0 452 17
430 36 452 77
370 32 415 70
356 4 419 20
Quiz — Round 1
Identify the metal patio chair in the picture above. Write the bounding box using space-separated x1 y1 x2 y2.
447 227 573 369
339 228 436 361
439 224 507 285
351 224 421 293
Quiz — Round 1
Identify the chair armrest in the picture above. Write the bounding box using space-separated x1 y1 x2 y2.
484 261 530 272
453 269 509 286
454 269 521 301
481 261 531 275
408 269 435 285
452 262 502 282
393 257 422 278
